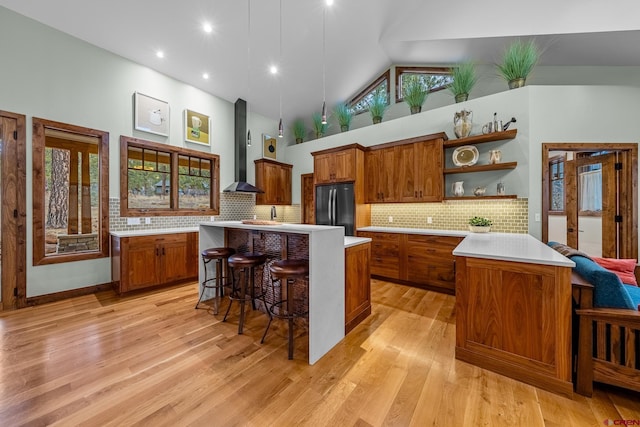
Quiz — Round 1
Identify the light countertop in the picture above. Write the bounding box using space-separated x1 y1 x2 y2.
358 226 468 238
200 221 343 235
344 236 371 248
111 227 199 237
453 232 575 267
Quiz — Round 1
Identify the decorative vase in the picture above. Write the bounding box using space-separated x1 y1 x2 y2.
455 93 468 103
340 125 349 132
372 116 382 124
410 106 422 115
508 78 526 89
453 110 473 138
452 181 464 197
489 149 502 164
469 225 491 233
295 138 303 144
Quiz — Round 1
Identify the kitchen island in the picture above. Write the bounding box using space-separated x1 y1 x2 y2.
199 221 350 364
453 232 576 396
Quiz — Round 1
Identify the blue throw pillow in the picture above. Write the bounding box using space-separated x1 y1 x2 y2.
572 255 636 310
624 284 640 310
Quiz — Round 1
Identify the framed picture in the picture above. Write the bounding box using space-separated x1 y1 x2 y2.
262 134 277 160
134 92 169 137
184 109 211 146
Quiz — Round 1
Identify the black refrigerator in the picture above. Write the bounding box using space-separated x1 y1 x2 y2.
315 183 355 236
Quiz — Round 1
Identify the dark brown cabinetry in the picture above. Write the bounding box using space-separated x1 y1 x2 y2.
312 145 360 184
365 133 445 203
345 242 371 334
301 173 315 224
357 230 462 294
311 144 371 231
111 232 198 293
254 159 292 205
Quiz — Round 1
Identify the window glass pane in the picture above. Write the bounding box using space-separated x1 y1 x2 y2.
43 132 101 257
128 146 143 169
127 147 171 209
351 80 387 114
178 155 189 175
178 174 210 209
551 179 564 211
201 159 211 178
190 157 200 176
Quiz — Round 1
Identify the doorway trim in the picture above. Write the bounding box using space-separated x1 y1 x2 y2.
541 142 638 260
0 111 27 310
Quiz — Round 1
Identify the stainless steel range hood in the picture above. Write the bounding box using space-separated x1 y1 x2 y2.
223 98 264 193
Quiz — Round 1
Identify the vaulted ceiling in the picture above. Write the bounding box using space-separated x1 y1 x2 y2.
2 0 640 127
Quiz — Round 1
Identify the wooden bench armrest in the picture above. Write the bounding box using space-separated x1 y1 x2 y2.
576 307 640 325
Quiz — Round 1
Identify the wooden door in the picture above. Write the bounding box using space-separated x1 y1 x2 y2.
125 237 159 291
415 140 443 202
313 153 333 184
162 235 190 283
301 173 315 224
0 112 26 310
565 159 578 249
333 149 355 182
395 144 417 202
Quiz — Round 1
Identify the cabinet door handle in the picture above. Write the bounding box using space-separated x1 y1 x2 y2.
415 191 418 198
420 191 423 198
162 247 165 256
156 248 159 256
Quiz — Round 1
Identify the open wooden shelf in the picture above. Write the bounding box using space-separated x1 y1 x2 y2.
443 161 517 175
443 129 517 148
443 195 518 201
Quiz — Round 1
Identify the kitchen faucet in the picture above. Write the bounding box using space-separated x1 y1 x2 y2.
270 205 277 221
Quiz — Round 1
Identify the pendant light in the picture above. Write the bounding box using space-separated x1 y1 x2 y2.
277 0 284 138
320 5 327 125
246 0 252 146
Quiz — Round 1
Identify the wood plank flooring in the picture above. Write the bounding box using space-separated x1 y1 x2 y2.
0 279 639 426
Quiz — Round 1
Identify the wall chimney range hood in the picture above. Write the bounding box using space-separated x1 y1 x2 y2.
223 98 263 193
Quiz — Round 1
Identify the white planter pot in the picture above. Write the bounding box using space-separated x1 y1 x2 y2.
469 225 491 233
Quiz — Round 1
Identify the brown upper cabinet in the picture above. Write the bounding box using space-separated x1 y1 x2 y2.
365 133 446 203
254 158 292 205
312 145 362 184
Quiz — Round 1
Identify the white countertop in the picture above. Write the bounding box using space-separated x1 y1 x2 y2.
358 226 469 238
344 236 371 248
111 227 199 237
453 232 575 267
200 221 344 235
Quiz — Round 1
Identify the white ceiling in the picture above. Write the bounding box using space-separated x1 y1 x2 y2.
2 0 640 127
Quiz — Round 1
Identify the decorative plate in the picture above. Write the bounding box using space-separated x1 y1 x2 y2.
452 145 479 167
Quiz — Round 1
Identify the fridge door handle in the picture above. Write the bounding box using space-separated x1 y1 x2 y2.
332 188 337 225
327 188 333 224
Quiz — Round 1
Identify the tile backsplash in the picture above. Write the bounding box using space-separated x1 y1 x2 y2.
371 198 529 233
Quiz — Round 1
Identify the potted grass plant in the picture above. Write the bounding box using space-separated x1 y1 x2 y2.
311 112 328 139
333 102 353 132
468 216 492 233
403 75 428 114
497 39 539 89
292 119 306 144
368 89 388 124
449 62 478 103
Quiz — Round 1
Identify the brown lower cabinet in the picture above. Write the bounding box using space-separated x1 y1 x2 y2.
357 231 463 294
345 242 371 334
111 232 198 293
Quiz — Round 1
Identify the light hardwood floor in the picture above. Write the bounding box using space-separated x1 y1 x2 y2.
1 279 639 426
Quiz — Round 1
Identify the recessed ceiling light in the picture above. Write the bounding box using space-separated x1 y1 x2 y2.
202 73 209 79
326 0 334 6
270 65 278 75
203 23 213 33
156 50 164 59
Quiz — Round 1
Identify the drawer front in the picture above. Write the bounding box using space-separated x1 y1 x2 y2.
406 234 462 251
370 255 400 279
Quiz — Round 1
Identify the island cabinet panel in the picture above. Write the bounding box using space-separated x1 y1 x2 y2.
358 231 401 279
111 232 198 293
455 256 573 397
345 242 371 334
254 159 292 205
357 231 462 293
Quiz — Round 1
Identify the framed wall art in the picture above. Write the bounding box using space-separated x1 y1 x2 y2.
134 92 170 137
184 109 211 146
262 134 277 160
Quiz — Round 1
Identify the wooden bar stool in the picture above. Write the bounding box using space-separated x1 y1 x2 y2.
262 259 309 360
223 252 269 335
195 247 235 314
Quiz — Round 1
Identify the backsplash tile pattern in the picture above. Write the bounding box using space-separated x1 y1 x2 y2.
371 198 529 233
109 193 257 232
254 205 301 223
